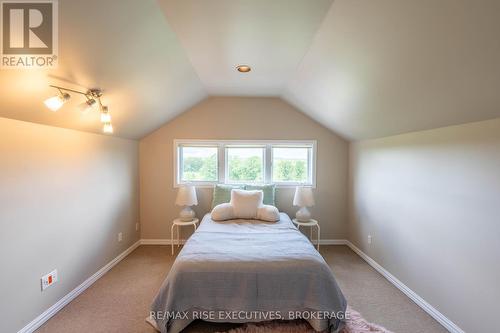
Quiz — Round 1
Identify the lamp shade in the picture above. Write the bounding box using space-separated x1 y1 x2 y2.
293 186 315 207
175 185 198 206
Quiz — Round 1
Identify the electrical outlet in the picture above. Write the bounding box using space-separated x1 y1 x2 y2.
118 232 123 242
41 269 58 291
368 235 372 244
135 223 139 231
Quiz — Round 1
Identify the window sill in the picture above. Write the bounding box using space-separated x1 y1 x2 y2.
174 182 316 189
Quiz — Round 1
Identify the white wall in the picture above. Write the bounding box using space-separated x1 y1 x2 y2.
0 118 140 333
140 97 349 240
349 118 500 332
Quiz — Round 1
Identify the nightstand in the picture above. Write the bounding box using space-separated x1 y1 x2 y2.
171 218 199 255
292 218 320 250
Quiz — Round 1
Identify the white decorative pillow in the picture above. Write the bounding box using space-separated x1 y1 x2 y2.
230 189 263 219
210 189 279 222
211 203 235 221
257 205 280 222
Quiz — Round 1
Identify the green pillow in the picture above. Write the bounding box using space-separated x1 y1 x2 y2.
211 184 244 208
245 184 276 206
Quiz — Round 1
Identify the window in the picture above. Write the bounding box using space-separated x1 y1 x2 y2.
174 140 316 187
178 146 218 183
272 146 311 184
226 147 265 183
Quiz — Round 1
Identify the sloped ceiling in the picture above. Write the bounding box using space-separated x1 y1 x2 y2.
284 0 500 140
1 0 499 141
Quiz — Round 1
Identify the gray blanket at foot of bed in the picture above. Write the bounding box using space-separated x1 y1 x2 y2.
151 213 347 333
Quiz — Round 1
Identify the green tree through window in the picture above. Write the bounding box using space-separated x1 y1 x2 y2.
181 147 217 181
227 147 264 182
228 156 263 181
272 147 309 183
177 142 314 185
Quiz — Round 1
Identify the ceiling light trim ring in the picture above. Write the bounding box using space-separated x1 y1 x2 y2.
236 65 251 73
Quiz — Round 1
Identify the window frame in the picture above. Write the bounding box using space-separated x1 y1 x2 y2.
174 139 317 188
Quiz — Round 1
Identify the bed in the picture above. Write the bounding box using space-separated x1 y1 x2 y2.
150 212 347 333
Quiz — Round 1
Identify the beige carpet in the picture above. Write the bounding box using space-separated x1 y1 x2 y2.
36 245 447 333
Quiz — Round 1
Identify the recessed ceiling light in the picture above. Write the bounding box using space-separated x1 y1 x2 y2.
236 65 251 73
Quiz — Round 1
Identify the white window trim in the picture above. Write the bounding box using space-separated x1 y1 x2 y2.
173 139 317 188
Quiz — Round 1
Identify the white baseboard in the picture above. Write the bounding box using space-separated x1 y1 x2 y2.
139 238 348 246
313 239 348 245
140 239 187 245
345 241 464 333
17 240 141 333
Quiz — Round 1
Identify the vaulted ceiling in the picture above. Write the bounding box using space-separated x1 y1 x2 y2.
1 0 499 140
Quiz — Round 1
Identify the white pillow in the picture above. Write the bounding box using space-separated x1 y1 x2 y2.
230 189 263 219
211 203 279 222
257 205 280 222
211 189 279 222
211 203 234 221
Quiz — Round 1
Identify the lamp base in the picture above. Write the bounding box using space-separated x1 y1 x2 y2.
179 206 195 222
295 207 311 222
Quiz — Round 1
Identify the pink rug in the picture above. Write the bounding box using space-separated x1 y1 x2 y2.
214 307 394 333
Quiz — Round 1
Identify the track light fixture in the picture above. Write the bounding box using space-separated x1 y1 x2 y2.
44 85 114 134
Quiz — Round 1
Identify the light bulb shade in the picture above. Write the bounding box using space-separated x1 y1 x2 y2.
44 93 70 111
293 186 315 207
100 111 111 123
103 122 113 134
175 185 198 206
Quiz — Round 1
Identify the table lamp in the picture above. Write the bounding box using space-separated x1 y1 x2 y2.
175 185 198 221
293 186 315 222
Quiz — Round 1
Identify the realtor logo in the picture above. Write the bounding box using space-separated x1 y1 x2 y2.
1 0 58 68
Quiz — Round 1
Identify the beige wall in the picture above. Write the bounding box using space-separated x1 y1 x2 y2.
349 118 500 332
0 118 140 333
140 97 349 240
